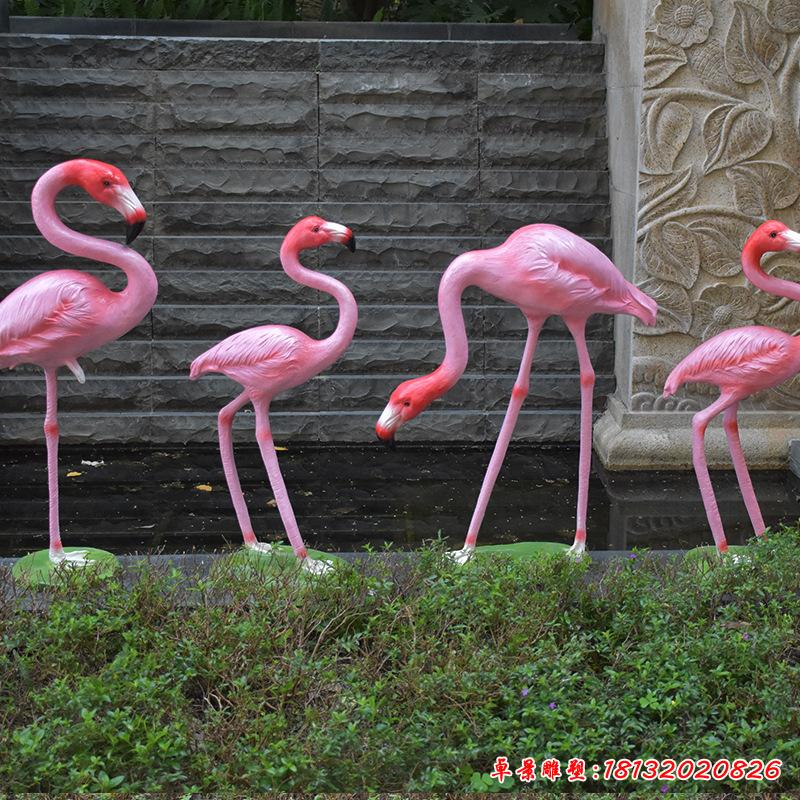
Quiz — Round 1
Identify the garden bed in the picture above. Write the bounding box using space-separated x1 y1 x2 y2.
1 528 798 793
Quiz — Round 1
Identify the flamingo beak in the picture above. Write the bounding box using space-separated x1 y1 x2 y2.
126 220 145 244
117 185 146 244
376 402 402 449
324 222 356 252
781 228 800 252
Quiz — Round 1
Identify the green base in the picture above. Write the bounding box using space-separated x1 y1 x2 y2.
684 544 753 572
12 547 119 586
216 543 343 580
470 541 573 559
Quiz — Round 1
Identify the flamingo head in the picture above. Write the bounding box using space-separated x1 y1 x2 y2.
290 216 356 252
376 370 450 446
746 220 800 254
66 159 146 244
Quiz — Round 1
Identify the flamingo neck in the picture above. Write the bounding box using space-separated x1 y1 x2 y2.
414 252 480 403
280 237 357 367
31 163 158 326
742 237 800 302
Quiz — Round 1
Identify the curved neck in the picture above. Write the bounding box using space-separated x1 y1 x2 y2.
417 253 479 400
742 238 800 302
31 164 158 323
280 239 357 366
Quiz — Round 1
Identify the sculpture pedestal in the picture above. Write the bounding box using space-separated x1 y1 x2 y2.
595 397 798 471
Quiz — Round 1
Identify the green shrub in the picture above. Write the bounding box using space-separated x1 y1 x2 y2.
11 0 593 34
1 528 799 793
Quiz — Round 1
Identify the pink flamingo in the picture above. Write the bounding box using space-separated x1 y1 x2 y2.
190 216 356 575
0 159 155 566
375 224 658 562
663 220 800 554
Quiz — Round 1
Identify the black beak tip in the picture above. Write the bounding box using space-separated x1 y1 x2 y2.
126 220 145 245
347 234 356 253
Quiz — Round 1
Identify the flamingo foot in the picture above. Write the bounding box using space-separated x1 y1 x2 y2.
49 548 90 567
567 540 586 561
446 545 476 565
244 539 274 556
300 556 335 576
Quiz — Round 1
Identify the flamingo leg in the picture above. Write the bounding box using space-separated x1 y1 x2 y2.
565 317 595 557
252 399 332 575
723 403 766 538
452 318 542 562
218 390 271 553
692 393 737 554
44 368 87 565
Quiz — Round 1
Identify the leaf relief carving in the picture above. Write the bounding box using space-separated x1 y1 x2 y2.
639 167 699 229
690 39 741 93
687 216 751 278
725 1 788 83
641 97 693 175
644 31 688 88
635 277 692 335
729 160 800 216
702 103 772 173
640 222 700 289
766 0 800 33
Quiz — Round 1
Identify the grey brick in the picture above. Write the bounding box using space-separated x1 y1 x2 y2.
0 376 151 413
320 39 477 72
480 170 608 202
156 168 316 202
153 236 287 271
320 168 478 203
0 35 158 70
156 270 319 305
0 67 156 101
0 133 155 167
157 37 319 72
156 132 316 168
478 41 605 74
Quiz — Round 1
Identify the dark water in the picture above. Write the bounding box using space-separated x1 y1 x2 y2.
1 445 798 556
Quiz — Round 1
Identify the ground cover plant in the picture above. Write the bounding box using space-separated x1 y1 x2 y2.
1 528 799 794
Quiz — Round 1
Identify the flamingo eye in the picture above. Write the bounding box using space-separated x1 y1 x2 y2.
102 179 111 187
769 231 777 238
312 226 320 233
403 400 411 407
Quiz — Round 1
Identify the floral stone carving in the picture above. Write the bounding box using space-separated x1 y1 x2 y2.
634 0 800 410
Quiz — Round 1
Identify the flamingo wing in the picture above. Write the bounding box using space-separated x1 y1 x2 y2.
190 325 309 384
665 327 793 394
0 271 101 367
508 225 634 307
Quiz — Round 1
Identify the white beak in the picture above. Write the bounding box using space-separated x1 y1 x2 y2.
781 229 800 252
377 402 402 432
115 185 145 219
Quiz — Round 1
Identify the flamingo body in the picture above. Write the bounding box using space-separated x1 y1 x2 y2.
191 325 316 395
665 326 799 399
190 217 356 573
489 224 657 322
0 159 154 566
662 220 800 554
376 223 658 560
0 268 141 371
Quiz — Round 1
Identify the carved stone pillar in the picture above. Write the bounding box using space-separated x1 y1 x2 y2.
594 0 800 470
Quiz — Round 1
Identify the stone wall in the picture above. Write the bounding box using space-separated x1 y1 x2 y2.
594 0 800 469
0 32 610 444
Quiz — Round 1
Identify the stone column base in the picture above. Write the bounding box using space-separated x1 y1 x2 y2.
594 397 798 471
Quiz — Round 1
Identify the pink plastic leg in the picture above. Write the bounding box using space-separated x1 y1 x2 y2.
252 398 308 560
463 318 543 549
217 390 258 547
565 318 595 552
692 393 736 553
723 403 766 537
44 368 63 556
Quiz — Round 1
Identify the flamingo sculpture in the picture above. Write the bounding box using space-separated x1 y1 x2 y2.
0 159 155 570
375 224 658 561
190 216 356 575
663 220 800 554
